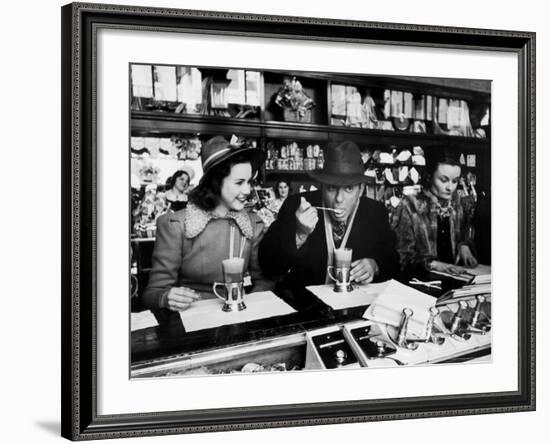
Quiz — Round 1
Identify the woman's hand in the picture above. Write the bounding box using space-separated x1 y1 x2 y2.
163 287 200 311
458 245 478 268
350 258 379 284
429 260 467 276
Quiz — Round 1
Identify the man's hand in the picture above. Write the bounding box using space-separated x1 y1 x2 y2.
350 258 379 284
162 286 200 311
295 196 319 237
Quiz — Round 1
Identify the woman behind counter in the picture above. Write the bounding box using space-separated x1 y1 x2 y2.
392 150 478 275
269 180 290 214
142 136 267 312
163 166 194 212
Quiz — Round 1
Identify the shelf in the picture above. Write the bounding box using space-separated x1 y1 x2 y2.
265 170 314 176
328 125 490 148
259 69 490 101
131 111 263 138
132 111 490 149
263 121 330 141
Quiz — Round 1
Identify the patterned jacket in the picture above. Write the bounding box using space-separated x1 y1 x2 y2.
391 190 475 272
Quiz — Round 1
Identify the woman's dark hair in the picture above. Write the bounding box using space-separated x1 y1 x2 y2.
423 149 462 188
274 180 291 199
165 169 190 190
190 154 254 211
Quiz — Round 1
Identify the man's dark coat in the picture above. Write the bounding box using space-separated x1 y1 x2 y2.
259 191 400 288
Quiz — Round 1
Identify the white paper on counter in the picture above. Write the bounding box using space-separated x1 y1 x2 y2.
468 264 492 284
131 310 159 331
306 281 390 310
362 279 437 337
179 291 296 332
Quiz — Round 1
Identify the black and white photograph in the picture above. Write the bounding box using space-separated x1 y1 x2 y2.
56 1 538 440
129 64 493 378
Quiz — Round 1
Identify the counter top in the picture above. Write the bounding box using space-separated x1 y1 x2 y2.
131 272 487 369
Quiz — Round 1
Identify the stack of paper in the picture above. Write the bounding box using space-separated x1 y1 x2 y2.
468 264 492 285
437 283 492 306
362 279 437 337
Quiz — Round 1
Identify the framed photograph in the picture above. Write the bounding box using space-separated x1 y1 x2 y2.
61 2 535 440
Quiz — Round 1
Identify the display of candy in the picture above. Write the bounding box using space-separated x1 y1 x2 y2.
264 141 324 171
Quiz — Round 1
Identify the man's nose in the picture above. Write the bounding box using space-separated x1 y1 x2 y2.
335 188 345 203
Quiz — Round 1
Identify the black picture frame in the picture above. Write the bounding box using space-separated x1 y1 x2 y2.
61 2 536 440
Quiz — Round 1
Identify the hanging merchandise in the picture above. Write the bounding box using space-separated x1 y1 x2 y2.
383 168 398 185
412 121 427 133
398 166 409 183
364 168 377 179
176 67 202 114
379 152 395 164
245 71 261 107
153 66 177 102
403 92 414 119
409 167 420 184
144 137 161 158
389 192 401 208
411 146 425 166
361 150 372 164
361 91 378 129
414 95 426 120
170 135 202 161
131 137 150 158
157 138 172 158
345 87 363 127
131 64 153 98
137 161 160 184
446 100 474 137
396 150 412 163
466 172 478 201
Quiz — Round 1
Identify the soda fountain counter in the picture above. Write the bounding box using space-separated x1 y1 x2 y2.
130 271 492 378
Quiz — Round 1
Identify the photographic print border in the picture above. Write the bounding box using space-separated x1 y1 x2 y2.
61 2 535 440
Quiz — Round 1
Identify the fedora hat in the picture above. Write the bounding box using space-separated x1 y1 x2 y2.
308 141 368 186
201 135 265 177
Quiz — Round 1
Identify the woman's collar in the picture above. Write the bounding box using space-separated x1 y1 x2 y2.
183 202 253 239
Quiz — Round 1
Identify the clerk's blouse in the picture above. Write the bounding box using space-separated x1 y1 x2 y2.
142 153 268 311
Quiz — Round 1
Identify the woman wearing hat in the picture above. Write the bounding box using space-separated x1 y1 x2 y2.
259 141 399 288
142 136 269 313
163 165 195 212
391 150 478 275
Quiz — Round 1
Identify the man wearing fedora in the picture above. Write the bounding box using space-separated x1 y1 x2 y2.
259 141 399 288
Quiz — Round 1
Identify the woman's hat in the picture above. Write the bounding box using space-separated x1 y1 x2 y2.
308 141 368 186
201 135 265 177
179 164 195 181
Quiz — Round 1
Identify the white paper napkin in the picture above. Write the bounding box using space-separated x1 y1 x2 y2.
179 291 296 332
131 310 159 331
306 281 391 310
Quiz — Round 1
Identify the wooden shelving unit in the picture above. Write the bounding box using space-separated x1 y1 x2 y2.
131 67 491 195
